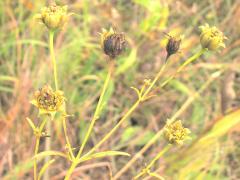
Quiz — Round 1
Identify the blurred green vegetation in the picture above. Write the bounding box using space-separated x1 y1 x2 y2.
0 0 240 179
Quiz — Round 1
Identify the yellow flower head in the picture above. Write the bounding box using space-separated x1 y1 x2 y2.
36 5 70 31
100 27 127 59
31 85 65 114
164 120 191 145
199 24 227 51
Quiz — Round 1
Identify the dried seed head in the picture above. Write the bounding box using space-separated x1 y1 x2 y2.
100 28 127 59
31 85 65 114
199 24 227 51
36 5 70 31
164 120 191 145
165 34 182 60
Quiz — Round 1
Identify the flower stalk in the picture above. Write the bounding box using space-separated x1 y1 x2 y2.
33 118 48 180
42 30 58 180
49 31 58 90
133 144 171 179
64 59 115 179
78 60 115 158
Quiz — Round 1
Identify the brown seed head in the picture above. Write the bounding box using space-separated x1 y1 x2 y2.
166 36 181 60
100 28 127 59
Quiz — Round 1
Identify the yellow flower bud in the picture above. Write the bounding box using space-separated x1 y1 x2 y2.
164 120 191 145
31 85 65 114
37 5 70 31
100 28 127 59
199 24 227 51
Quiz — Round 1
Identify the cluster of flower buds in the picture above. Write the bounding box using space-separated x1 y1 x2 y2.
164 120 191 145
31 85 65 114
36 5 70 31
199 24 227 51
100 28 127 59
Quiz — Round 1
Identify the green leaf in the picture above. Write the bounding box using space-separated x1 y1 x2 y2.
33 151 68 160
116 48 137 75
100 78 114 113
38 159 55 180
79 119 89 143
79 151 130 163
201 109 240 140
136 130 155 146
120 126 142 143
169 79 192 96
191 101 205 125
0 75 17 82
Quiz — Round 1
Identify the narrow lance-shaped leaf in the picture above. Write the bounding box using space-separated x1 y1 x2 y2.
33 151 68 160
26 118 36 131
79 151 130 163
38 159 55 180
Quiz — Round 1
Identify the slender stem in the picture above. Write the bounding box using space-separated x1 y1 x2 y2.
64 60 115 179
134 145 171 180
134 171 145 180
34 137 40 180
85 100 140 157
33 118 47 180
42 31 58 180
142 62 168 99
147 172 165 180
160 48 206 88
77 60 114 158
62 115 74 159
49 31 58 90
146 145 171 171
64 162 78 180
43 118 51 180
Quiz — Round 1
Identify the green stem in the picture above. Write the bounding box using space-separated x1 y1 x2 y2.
64 60 115 179
85 100 140 157
142 62 168 99
49 31 58 90
33 118 47 180
77 60 114 158
62 115 74 159
42 31 58 180
64 162 78 180
134 145 171 179
34 137 40 180
160 48 206 88
148 172 165 180
147 145 171 170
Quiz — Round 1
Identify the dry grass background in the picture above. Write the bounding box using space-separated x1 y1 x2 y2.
0 0 240 179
